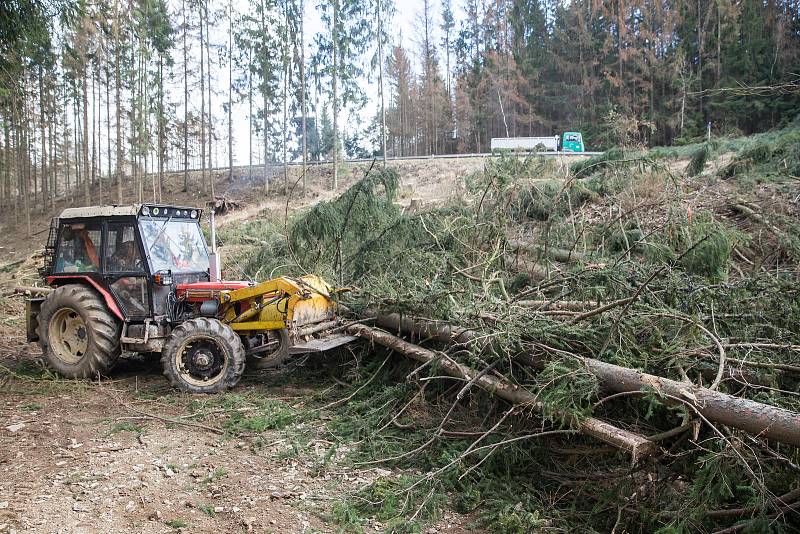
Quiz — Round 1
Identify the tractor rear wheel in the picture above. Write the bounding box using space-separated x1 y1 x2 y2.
161 318 246 394
37 284 121 378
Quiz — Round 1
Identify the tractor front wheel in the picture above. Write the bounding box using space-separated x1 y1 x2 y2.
37 284 121 378
161 318 246 394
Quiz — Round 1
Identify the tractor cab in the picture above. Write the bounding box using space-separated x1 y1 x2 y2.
43 204 211 323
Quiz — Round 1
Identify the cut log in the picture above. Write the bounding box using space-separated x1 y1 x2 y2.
346 323 657 460
365 312 800 448
14 286 53 295
508 239 586 263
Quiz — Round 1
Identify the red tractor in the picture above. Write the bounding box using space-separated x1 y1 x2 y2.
26 204 352 393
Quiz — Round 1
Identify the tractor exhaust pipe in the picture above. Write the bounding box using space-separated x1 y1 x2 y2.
209 209 221 282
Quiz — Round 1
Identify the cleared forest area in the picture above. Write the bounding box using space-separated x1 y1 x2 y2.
1 0 800 531
2 125 799 532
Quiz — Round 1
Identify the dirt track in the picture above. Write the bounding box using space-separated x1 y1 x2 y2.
0 325 477 533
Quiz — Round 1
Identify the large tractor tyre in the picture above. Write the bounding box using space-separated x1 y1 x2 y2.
37 284 121 378
161 318 246 394
245 329 290 370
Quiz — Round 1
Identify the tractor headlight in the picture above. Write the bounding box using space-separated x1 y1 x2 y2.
152 207 160 215
190 210 197 219
141 206 150 216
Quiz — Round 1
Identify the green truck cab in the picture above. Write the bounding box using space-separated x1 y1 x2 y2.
561 132 584 152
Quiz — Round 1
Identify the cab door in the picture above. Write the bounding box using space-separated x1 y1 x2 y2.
103 222 151 319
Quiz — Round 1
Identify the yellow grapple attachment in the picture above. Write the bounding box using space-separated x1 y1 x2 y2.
219 274 337 335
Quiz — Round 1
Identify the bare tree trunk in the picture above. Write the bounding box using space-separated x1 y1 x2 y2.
21 92 32 235
183 0 189 192
95 62 102 203
205 0 214 198
281 0 289 195
74 97 81 202
331 0 338 190
377 0 387 165
82 64 91 205
248 44 253 184
105 66 111 201
11 98 19 225
38 69 48 213
300 0 307 196
200 1 207 196
260 0 269 194
1 114 8 208
114 0 123 204
49 88 56 209
228 0 233 184
63 85 70 201
158 54 165 202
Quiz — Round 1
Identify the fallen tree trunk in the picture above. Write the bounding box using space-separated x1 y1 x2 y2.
346 323 657 460
364 312 800 448
570 357 800 447
508 239 586 263
515 300 599 311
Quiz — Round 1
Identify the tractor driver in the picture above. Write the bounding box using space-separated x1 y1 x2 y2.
57 226 100 272
107 241 142 272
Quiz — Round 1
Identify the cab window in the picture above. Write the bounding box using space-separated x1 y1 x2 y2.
54 223 102 273
139 219 210 274
105 224 145 273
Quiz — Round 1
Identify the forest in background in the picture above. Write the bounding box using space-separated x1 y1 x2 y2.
0 0 799 220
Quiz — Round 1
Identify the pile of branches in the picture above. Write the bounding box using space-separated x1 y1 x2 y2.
243 157 800 532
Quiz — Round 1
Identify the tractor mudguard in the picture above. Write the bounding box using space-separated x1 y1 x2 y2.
46 275 125 320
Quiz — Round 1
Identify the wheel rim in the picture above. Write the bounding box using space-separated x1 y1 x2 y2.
48 308 89 364
175 335 230 387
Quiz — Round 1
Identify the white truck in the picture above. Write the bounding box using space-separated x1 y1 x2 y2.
490 136 560 152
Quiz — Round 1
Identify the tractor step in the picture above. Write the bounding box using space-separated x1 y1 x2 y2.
289 334 359 354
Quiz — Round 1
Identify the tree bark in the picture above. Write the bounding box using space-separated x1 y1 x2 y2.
281 0 289 195
346 323 656 459
114 0 123 203
38 70 48 213
105 65 111 202
183 0 189 192
260 0 269 194
199 1 207 195
82 64 91 205
300 0 307 196
509 239 587 263
364 312 800 447
248 43 253 184
158 54 165 202
205 0 214 198
228 0 233 184
332 0 339 191
377 0 387 164
95 62 102 203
